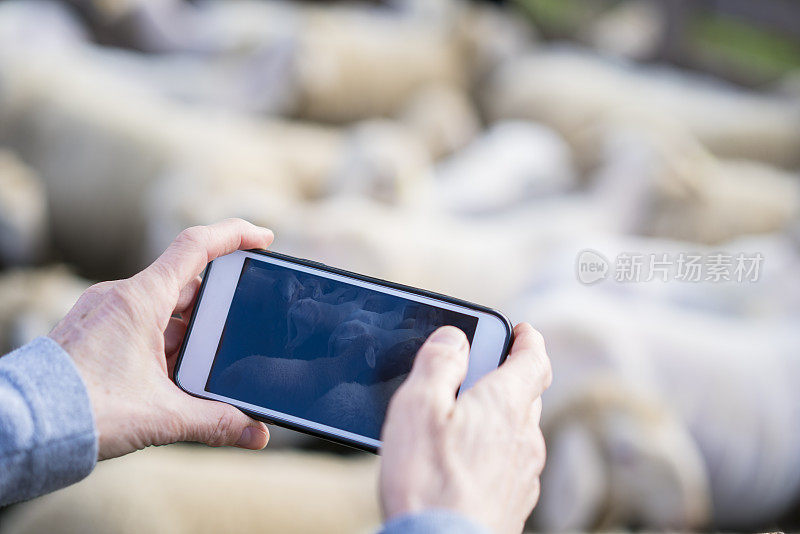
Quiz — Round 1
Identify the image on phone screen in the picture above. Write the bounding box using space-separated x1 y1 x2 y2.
205 258 479 440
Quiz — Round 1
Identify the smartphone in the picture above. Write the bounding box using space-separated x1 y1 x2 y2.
174 249 513 452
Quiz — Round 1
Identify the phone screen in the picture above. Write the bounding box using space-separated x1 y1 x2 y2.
205 258 478 440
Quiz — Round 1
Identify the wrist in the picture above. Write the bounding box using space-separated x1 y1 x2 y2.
47 331 134 460
384 498 483 531
382 509 492 534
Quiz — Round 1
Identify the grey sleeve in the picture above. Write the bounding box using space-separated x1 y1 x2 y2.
379 510 491 534
0 337 98 507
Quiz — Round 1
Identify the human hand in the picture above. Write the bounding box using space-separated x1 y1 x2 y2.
380 323 552 534
49 219 274 460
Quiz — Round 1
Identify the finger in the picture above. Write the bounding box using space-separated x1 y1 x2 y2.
164 316 188 356
524 477 542 516
143 218 274 294
528 397 543 425
519 402 546 509
397 326 470 409
179 395 270 450
530 424 546 476
175 275 203 314
521 398 545 466
517 398 543 450
472 323 552 409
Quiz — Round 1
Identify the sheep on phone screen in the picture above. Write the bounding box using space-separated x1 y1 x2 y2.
286 298 365 354
207 258 479 440
327 320 422 372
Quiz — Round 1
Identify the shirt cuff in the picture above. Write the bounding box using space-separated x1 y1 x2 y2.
379 509 491 534
0 336 98 504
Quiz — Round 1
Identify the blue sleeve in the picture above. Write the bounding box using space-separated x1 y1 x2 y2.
0 337 98 507
379 510 491 534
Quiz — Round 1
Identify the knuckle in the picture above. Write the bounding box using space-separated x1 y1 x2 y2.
223 217 249 228
391 383 443 420
528 477 542 503
97 280 142 322
434 345 464 369
85 281 113 297
107 280 136 306
531 397 543 421
538 353 553 389
528 328 546 349
470 383 496 406
533 430 547 473
483 380 505 400
483 382 516 418
77 281 114 306
420 343 464 374
146 258 174 285
134 264 179 310
513 328 552 390
471 380 498 404
522 332 552 388
207 410 239 447
100 280 142 320
176 226 209 248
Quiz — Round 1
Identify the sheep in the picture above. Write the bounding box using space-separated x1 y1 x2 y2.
327 319 423 379
0 266 89 353
284 294 426 360
397 84 481 160
316 285 362 306
342 305 406 329
374 336 424 382
213 351 412 440
0 41 308 276
306 376 407 440
482 47 800 171
0 21 361 276
433 120 578 215
507 231 800 530
285 298 366 354
0 0 87 57
268 271 307 306
588 116 800 244
0 445 381 534
0 150 47 267
249 268 332 310
401 303 449 331
286 4 467 122
325 120 433 206
213 303 429 418
212 347 372 417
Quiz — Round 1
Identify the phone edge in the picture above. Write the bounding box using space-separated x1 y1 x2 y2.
173 248 516 454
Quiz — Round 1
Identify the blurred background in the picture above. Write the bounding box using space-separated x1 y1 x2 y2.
0 0 799 532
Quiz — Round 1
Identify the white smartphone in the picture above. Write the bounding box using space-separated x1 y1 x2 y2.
174 249 513 452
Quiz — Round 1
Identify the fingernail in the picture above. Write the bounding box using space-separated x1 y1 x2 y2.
236 427 263 449
429 326 466 347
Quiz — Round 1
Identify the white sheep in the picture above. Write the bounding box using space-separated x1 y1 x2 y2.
482 46 800 170
0 445 381 534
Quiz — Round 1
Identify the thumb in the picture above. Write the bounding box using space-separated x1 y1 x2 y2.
401 326 470 408
180 396 270 450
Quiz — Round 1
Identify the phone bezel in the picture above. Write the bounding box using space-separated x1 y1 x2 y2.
174 249 514 453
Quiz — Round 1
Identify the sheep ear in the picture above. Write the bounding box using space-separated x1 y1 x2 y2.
366 345 377 368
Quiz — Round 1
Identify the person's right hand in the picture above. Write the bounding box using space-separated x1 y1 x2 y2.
380 323 552 534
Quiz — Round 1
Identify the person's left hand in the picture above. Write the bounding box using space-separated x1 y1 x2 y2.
49 219 274 460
